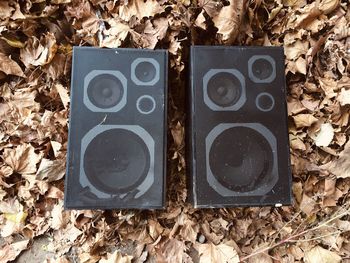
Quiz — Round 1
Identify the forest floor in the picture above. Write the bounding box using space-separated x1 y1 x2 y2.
0 0 350 262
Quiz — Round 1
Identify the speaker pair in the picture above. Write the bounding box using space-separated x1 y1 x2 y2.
65 48 167 209
188 46 292 208
65 46 291 210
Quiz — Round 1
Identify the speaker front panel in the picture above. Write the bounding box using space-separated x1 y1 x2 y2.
188 46 291 208
65 47 167 209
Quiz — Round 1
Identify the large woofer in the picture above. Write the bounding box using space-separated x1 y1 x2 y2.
207 72 242 107
208 126 273 193
87 74 124 109
83 129 150 194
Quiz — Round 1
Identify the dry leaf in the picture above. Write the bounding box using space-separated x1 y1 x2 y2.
99 250 133 263
293 114 318 128
36 158 66 182
338 88 350 106
0 53 24 77
156 239 191 263
20 33 57 67
195 243 240 263
0 240 29 263
314 123 334 147
55 83 70 109
304 246 341 263
321 140 350 178
3 144 41 175
119 0 164 21
211 0 245 44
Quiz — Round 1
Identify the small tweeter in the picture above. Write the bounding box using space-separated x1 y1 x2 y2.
83 70 127 112
136 95 156 114
256 92 275 112
203 69 246 111
248 55 276 83
131 58 160 86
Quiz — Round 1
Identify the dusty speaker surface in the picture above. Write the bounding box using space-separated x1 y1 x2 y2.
65 47 168 209
187 46 292 208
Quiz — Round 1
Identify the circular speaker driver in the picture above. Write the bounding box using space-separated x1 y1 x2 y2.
209 127 273 192
135 61 157 83
87 74 124 109
207 72 242 107
83 129 150 194
251 58 274 81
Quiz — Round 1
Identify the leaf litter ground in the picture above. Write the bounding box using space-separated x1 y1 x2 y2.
0 0 350 262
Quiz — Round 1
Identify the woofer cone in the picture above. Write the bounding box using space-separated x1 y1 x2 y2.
209 127 273 193
207 72 242 107
87 74 124 109
83 129 150 194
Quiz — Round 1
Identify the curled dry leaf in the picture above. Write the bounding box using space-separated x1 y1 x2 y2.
321 140 350 178
20 33 57 67
0 53 24 77
210 0 245 44
55 83 70 109
0 240 29 263
36 158 66 182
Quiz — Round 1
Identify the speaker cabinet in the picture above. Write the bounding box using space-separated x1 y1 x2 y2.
65 47 168 209
187 46 292 208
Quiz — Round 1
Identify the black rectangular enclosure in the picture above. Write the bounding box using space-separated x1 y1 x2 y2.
187 46 292 208
65 47 168 209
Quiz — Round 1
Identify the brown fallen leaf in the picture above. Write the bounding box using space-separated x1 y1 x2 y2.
0 2 14 20
99 250 133 263
3 144 41 175
304 245 341 263
156 239 191 263
293 114 318 128
0 52 24 77
195 242 240 263
55 83 70 109
20 33 57 67
36 158 65 182
338 88 350 106
211 0 245 44
119 0 164 21
0 240 29 263
321 140 350 178
314 123 334 147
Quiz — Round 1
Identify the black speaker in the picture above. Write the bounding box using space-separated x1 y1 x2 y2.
65 47 168 209
187 46 292 208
